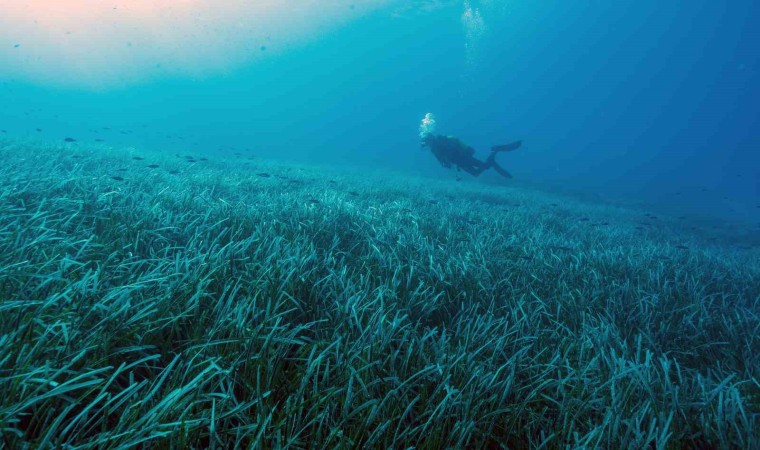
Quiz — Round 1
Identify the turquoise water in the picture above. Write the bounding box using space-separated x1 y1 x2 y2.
1 1 757 226
1 2 759 447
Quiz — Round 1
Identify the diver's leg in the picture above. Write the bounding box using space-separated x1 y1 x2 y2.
457 156 488 177
459 164 482 177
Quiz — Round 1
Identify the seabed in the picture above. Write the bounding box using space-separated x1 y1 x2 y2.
0 139 758 449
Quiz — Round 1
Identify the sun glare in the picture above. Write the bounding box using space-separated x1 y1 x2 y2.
0 0 395 89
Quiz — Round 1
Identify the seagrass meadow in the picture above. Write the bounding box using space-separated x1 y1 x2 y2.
0 139 758 449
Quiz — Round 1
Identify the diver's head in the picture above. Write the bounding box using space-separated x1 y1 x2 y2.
420 132 436 149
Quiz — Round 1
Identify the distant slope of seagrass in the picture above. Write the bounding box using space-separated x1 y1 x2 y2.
1 138 758 449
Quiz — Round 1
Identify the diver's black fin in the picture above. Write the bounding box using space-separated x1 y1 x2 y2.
492 163 513 178
491 140 522 153
486 153 513 178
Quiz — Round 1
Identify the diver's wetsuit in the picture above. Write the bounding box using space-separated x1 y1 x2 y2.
421 134 518 178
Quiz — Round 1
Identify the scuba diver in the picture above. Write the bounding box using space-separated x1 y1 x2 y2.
421 133 521 178
418 113 521 179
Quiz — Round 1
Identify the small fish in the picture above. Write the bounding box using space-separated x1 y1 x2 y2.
675 245 689 250
428 200 438 205
678 216 687 220
146 164 159 169
256 172 271 178
14 44 20 48
348 191 359 196
168 170 179 175
635 226 644 230
132 156 145 160
400 208 413 213
36 128 42 132
95 138 105 142
579 217 590 222
307 198 321 205
199 157 208 161
64 137 76 142
599 222 610 226
186 159 197 163
1 130 6 133
519 256 532 261
110 176 125 181
329 180 337 184
549 245 572 251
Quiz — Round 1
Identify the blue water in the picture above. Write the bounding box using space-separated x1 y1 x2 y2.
1 0 758 224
